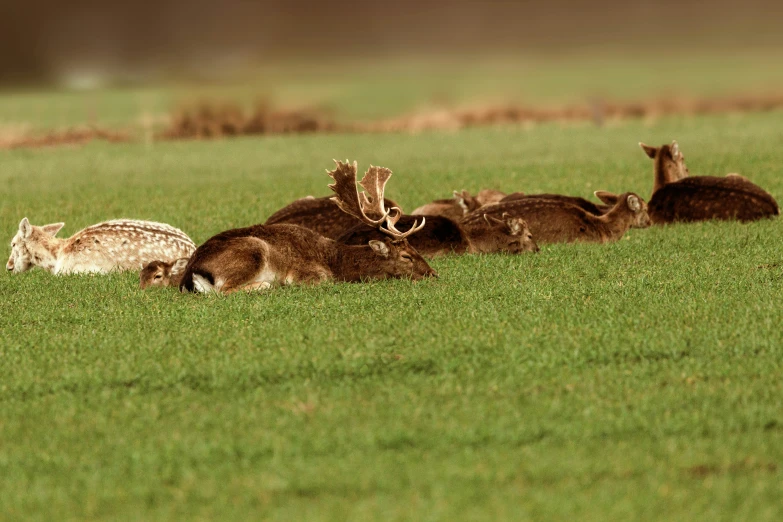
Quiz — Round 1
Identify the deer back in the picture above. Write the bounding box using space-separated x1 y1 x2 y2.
410 199 467 222
501 193 610 215
462 199 608 243
648 176 779 224
62 220 196 272
338 215 470 257
265 196 402 239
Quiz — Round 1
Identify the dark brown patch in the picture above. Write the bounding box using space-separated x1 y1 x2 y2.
265 196 402 240
649 176 779 224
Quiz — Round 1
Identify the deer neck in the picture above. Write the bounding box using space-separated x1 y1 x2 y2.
35 236 68 272
330 243 385 282
653 154 675 194
596 206 633 242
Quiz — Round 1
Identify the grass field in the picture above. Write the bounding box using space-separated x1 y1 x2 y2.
2 92 783 519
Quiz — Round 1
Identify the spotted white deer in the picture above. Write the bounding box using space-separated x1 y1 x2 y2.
7 218 196 274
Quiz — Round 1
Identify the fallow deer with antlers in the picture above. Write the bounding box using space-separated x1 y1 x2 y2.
178 160 436 293
639 140 778 224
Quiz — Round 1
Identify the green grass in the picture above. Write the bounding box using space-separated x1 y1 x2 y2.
2 111 783 520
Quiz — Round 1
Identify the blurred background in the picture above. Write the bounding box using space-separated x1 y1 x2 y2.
0 0 781 134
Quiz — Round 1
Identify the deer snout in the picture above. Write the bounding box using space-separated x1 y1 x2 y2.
6 258 13 272
428 268 439 278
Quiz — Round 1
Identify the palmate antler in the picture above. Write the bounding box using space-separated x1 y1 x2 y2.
327 159 426 241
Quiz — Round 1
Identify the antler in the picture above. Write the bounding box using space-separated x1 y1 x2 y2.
328 160 388 227
327 160 426 241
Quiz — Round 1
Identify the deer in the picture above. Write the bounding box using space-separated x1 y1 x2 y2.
639 140 779 223
264 194 402 240
7 218 196 275
500 192 611 216
139 258 190 289
411 189 507 221
461 191 651 244
178 160 437 294
337 212 538 257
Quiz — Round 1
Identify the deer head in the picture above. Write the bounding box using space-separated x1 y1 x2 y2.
464 213 539 253
140 258 190 289
639 140 689 193
328 160 435 280
7 218 65 273
595 191 651 228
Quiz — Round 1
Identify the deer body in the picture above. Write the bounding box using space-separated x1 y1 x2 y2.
640 141 779 224
338 214 538 257
265 195 401 239
178 161 436 294
7 219 196 274
501 193 610 215
462 192 650 244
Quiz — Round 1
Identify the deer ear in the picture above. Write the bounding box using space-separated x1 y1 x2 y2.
639 142 657 159
505 216 523 236
171 257 190 275
627 195 641 212
41 222 65 236
594 191 619 205
368 240 390 258
671 140 680 157
19 218 32 238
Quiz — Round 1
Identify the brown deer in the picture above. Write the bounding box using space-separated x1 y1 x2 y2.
639 140 779 223
501 193 611 216
411 189 507 221
139 258 190 289
338 213 538 257
264 194 402 240
179 161 437 294
7 219 196 274
461 191 651 244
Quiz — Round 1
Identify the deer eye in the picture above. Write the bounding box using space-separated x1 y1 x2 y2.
154 274 163 279
401 253 413 262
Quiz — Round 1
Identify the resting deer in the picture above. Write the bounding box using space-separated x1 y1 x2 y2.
462 191 651 244
265 194 402 240
501 193 611 216
179 160 437 294
139 258 190 289
338 212 538 257
7 218 196 274
411 189 507 221
639 140 779 223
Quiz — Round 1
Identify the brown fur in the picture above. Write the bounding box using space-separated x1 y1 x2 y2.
411 189 507 221
179 224 436 293
338 214 538 257
640 141 779 224
265 195 402 240
462 191 650 244
501 193 611 215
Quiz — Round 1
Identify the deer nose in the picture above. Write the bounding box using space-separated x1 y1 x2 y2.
429 269 439 278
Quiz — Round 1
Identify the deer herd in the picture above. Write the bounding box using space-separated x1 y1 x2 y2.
6 141 779 294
